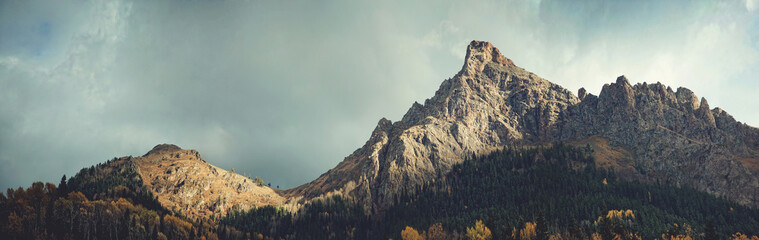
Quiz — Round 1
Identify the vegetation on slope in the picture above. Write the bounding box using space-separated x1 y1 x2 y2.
0 157 241 240
3 145 759 240
221 144 759 240
382 144 759 239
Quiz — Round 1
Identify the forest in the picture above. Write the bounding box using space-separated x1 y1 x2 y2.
221 144 759 240
2 144 759 239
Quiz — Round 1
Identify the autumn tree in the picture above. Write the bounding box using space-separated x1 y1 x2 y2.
4 212 22 239
164 215 193 240
401 226 424 240
518 222 537 240
427 222 448 240
466 220 492 240
731 233 759 240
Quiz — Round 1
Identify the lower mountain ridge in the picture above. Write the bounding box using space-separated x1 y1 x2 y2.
67 144 287 220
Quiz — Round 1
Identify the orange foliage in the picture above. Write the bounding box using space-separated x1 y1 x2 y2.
426 222 448 240
401 226 424 240
731 233 759 240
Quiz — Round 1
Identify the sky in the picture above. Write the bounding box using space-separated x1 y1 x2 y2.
1 0 758 191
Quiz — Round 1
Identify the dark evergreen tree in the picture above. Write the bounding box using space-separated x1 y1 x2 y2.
57 175 68 197
704 221 718 240
536 211 548 240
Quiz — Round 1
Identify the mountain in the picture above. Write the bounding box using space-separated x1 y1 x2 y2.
285 41 580 211
68 144 286 220
286 40 759 212
134 144 287 219
63 40 759 219
4 40 759 240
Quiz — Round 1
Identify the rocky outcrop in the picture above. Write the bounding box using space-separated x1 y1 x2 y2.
286 40 759 211
130 144 286 219
557 79 759 206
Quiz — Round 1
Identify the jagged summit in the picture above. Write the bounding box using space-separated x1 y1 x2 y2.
460 40 514 77
144 143 183 156
615 75 630 85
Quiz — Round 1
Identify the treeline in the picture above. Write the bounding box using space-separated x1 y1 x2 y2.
66 156 164 211
398 209 759 240
0 156 237 240
221 194 371 239
0 181 231 240
382 144 759 239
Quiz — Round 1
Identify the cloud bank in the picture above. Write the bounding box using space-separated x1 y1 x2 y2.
1 0 757 191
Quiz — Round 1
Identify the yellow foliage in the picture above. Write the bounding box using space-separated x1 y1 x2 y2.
466 220 492 240
662 234 693 240
603 178 608 185
427 223 448 240
591 233 603 240
401 226 424 240
519 222 537 240
603 209 635 221
625 209 635 218
731 233 759 240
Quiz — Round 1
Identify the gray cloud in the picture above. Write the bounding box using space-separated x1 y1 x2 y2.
1 0 758 191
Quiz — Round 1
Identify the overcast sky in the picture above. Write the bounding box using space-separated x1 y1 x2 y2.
1 0 758 191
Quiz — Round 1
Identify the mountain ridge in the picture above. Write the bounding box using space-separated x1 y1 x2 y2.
285 40 759 213
55 40 759 220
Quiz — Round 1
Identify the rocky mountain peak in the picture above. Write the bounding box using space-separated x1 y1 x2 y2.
578 87 588 100
286 41 759 213
615 75 631 86
288 41 580 212
598 75 636 113
144 144 183 157
675 87 700 110
460 40 514 77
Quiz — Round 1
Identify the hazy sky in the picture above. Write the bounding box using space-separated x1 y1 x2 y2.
1 0 758 191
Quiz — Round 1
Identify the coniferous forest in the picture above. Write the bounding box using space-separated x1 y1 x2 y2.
3 144 759 240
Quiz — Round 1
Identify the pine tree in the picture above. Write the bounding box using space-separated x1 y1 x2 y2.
536 211 548 240
704 221 718 240
58 175 68 197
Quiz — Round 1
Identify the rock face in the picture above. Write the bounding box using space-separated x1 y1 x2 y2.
286 40 759 211
130 144 285 219
286 40 580 211
557 78 759 206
